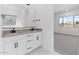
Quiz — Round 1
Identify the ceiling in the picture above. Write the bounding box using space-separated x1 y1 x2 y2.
54 4 79 13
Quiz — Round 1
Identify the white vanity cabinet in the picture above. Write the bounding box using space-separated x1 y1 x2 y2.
3 32 41 55
4 35 26 55
17 38 26 55
4 40 17 55
25 32 41 54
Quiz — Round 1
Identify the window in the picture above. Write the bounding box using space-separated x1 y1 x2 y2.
58 15 79 28
74 16 79 28
59 18 63 27
63 16 73 28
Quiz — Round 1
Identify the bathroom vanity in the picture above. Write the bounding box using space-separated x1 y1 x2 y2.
0 28 42 55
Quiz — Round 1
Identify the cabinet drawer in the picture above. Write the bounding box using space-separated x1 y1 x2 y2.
26 37 32 44
26 34 32 38
26 43 32 53
26 47 32 54
26 46 32 50
25 34 33 44
26 40 32 45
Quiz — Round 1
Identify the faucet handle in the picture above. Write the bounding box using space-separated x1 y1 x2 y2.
13 28 15 30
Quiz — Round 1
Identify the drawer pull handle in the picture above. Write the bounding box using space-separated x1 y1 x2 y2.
14 43 16 48
27 40 31 42
37 36 39 40
14 42 18 48
27 47 31 50
16 42 18 48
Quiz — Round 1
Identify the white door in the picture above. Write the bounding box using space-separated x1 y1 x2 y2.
4 40 16 55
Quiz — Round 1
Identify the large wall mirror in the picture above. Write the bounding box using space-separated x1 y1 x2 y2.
1 14 17 26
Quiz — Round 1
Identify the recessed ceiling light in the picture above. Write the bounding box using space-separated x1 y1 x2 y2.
65 9 69 11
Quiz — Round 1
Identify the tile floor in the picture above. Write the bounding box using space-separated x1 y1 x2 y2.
28 46 60 55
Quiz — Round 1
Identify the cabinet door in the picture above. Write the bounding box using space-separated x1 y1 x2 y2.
17 38 26 55
0 39 5 55
4 40 16 55
33 32 41 49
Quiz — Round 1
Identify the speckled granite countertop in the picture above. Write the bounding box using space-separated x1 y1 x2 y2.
2 28 42 37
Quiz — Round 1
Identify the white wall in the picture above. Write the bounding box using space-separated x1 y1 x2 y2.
54 9 79 36
32 4 54 51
